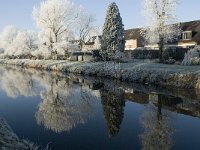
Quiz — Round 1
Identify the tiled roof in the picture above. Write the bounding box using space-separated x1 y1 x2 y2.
124 28 142 40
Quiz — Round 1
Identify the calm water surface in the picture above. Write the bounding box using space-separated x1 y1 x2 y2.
0 66 200 150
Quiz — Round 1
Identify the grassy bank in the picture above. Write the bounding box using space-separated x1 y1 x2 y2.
0 59 200 89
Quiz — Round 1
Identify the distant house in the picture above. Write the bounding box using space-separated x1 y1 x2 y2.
78 20 200 52
82 36 102 52
124 20 200 50
124 28 144 50
177 20 200 47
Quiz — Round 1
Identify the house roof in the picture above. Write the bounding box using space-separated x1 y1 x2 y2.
125 28 142 40
179 20 200 44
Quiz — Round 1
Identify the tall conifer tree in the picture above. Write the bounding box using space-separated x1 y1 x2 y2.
100 2 125 61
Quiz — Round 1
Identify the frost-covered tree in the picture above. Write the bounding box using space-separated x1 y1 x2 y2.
75 7 95 49
11 30 38 57
0 48 4 54
142 0 181 63
100 2 125 61
181 46 200 65
0 26 38 57
33 0 76 53
0 26 19 54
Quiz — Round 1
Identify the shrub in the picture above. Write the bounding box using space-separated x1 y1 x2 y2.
125 49 159 59
92 50 101 58
181 46 200 65
163 47 188 61
163 47 176 60
164 57 176 64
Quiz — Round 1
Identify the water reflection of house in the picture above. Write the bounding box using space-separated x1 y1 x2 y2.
124 90 200 118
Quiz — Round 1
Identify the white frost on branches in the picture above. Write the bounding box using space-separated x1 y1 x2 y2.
0 0 96 59
182 46 200 65
33 0 76 45
142 0 181 62
100 2 125 61
75 6 96 43
32 0 96 57
142 0 181 44
12 30 38 56
0 26 38 57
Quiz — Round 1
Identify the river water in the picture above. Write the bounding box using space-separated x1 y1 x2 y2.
0 66 200 150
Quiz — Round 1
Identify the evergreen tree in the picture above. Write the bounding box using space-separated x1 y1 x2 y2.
100 2 125 61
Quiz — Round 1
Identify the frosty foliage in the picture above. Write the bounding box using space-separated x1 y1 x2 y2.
0 26 18 50
0 48 4 54
32 0 96 57
33 0 76 44
104 62 121 77
181 46 200 65
100 2 125 61
31 45 52 59
142 0 181 44
142 0 181 62
75 6 96 43
0 0 96 59
52 41 80 54
11 30 38 56
0 26 38 57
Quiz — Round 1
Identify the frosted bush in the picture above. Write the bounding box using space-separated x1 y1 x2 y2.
182 46 200 65
0 48 4 54
53 42 80 54
0 26 38 58
103 62 122 78
32 46 51 59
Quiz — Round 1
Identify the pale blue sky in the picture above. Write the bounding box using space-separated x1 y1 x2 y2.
0 0 199 32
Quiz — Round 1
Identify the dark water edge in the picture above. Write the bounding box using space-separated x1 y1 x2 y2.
0 66 200 150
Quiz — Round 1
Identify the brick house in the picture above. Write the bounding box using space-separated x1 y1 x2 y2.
124 20 200 50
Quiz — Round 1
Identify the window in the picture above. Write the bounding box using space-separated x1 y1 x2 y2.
182 31 192 40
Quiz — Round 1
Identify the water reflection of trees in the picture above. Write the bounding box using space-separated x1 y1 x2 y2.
100 84 125 137
0 67 99 133
1 66 200 137
35 76 99 133
139 94 183 150
0 68 37 98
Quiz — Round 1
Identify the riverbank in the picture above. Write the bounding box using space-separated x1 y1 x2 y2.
0 59 200 89
0 118 49 150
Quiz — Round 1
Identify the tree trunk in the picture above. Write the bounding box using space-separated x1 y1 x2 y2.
55 34 58 43
159 37 164 63
157 98 162 121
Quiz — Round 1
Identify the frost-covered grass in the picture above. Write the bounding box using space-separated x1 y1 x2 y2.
0 59 200 89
